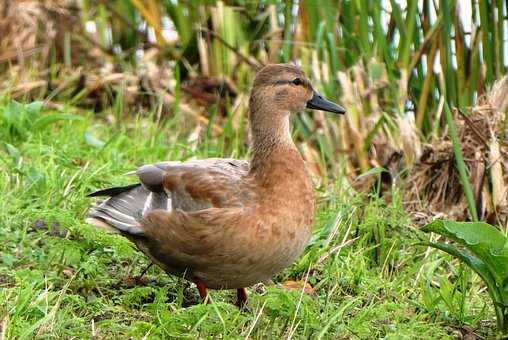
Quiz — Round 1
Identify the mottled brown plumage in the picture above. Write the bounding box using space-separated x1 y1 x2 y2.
87 64 345 305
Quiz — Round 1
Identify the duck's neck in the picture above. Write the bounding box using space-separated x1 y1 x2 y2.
248 108 303 179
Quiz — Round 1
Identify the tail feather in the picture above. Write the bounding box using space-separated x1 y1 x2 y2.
87 183 170 235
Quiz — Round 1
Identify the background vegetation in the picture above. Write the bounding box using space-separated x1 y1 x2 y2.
0 0 507 338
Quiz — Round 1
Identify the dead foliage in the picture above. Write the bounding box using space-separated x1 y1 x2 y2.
340 65 508 226
337 60 414 194
406 76 508 225
0 0 80 66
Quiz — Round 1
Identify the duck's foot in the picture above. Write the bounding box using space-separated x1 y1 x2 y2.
235 288 248 310
195 279 210 304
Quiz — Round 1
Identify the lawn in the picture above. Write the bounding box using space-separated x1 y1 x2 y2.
0 101 496 339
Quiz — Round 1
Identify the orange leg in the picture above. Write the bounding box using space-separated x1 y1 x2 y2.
236 288 248 308
195 280 209 303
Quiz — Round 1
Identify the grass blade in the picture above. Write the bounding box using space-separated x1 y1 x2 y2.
443 102 478 221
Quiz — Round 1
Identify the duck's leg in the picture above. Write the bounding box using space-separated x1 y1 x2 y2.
195 280 209 303
236 288 248 308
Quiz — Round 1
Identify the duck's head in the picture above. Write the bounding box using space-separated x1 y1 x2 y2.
250 64 346 116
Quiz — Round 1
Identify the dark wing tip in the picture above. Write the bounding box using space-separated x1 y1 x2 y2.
87 183 141 197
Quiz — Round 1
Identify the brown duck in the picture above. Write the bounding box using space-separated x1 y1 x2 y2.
87 64 345 306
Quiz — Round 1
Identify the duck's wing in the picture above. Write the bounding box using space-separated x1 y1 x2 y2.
142 158 251 210
87 158 250 234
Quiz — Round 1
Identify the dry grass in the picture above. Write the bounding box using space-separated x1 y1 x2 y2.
407 76 508 226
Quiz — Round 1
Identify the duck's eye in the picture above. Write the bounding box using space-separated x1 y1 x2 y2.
292 78 303 86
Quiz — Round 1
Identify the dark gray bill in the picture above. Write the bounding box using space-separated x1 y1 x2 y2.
306 91 346 114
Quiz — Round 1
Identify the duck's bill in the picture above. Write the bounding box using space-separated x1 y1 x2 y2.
306 91 346 114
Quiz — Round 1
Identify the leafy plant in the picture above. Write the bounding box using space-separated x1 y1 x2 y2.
0 101 83 142
422 219 508 337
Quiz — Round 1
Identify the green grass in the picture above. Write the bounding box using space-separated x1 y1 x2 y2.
0 102 497 339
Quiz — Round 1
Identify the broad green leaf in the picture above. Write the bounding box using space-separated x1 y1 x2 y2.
84 132 106 148
4 143 20 161
25 101 44 114
422 241 502 303
423 241 507 333
423 220 508 288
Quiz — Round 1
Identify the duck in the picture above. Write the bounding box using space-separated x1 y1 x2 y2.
87 63 345 307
